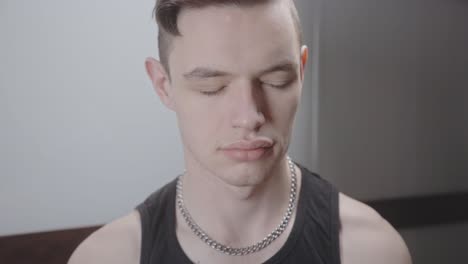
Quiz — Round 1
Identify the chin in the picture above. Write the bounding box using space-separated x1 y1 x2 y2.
216 152 279 187
217 170 268 187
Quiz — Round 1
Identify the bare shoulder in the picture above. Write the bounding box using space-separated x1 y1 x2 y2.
338 193 412 264
67 210 141 264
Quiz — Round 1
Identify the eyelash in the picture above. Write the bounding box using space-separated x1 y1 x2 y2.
200 82 290 96
201 86 226 96
265 83 287 89
264 79 295 90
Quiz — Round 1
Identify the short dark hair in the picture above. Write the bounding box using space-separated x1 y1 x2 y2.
153 0 303 73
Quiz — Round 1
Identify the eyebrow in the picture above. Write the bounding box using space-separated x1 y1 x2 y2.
259 61 298 76
183 68 230 80
182 61 298 80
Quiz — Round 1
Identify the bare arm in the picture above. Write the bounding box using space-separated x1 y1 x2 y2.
68 210 141 264
339 193 412 264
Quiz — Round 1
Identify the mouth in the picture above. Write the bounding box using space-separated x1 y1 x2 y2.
220 138 274 161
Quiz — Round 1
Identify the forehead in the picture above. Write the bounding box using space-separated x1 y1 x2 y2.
169 1 300 76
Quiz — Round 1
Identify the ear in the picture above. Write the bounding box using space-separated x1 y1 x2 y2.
145 57 175 111
299 45 308 82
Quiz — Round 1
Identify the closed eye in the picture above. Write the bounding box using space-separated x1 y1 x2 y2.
262 80 293 89
264 83 287 88
200 86 226 96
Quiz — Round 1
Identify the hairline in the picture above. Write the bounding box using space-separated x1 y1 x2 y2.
155 0 303 78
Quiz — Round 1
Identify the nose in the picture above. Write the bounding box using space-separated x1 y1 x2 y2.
231 81 266 131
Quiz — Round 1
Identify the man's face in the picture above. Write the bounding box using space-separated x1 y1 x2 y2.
157 1 306 186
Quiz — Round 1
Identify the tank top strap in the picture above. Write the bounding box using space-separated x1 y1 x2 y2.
136 178 191 264
295 163 341 264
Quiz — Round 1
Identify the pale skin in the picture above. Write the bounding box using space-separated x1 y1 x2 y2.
69 1 412 263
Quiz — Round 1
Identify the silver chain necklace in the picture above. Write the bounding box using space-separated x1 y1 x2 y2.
176 156 298 256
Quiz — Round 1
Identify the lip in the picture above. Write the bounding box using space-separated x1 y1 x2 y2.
220 138 274 162
221 138 274 150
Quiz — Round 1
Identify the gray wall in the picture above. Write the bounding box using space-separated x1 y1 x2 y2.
0 0 183 235
316 0 468 263
400 223 468 264
317 0 468 199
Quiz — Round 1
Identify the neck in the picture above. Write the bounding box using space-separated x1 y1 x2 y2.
178 155 293 247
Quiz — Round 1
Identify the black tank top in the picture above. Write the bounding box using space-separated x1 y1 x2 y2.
136 163 341 264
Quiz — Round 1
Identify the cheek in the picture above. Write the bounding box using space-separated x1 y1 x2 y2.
269 91 300 127
176 99 225 147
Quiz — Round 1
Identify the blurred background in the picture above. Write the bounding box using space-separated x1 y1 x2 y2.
1 0 467 263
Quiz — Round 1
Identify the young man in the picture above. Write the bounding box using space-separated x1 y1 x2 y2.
69 0 412 263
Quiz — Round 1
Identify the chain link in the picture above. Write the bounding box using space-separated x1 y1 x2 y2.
176 156 297 256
